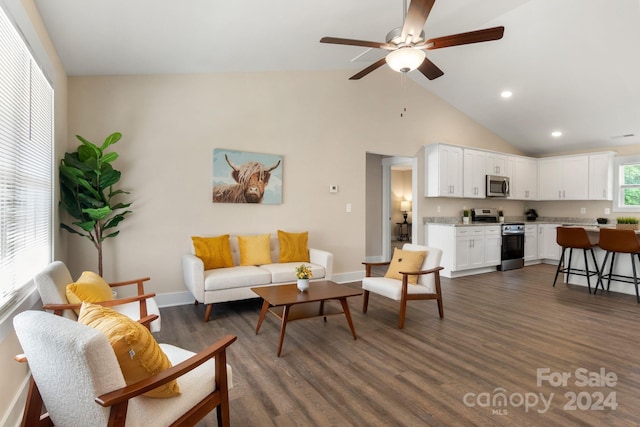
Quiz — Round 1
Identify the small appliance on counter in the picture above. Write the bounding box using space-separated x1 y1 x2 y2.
525 209 539 221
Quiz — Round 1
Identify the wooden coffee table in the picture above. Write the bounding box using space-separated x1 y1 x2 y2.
251 280 362 356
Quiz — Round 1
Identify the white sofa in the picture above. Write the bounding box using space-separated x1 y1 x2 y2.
182 235 334 321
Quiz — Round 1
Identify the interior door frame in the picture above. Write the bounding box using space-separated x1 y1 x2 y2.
381 156 418 261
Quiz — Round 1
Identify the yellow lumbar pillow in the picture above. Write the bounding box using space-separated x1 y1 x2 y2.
278 230 310 263
384 248 427 285
192 235 234 269
66 271 115 305
78 302 180 398
238 233 272 266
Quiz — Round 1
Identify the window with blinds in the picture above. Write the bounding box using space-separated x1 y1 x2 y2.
0 6 53 311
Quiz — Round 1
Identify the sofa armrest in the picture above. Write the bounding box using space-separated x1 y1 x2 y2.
182 253 205 302
309 248 334 280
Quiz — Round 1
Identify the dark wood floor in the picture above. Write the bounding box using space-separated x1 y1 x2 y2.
155 264 640 426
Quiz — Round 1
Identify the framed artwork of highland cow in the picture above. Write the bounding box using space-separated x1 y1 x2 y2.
212 149 283 204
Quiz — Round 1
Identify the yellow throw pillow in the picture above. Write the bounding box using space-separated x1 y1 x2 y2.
384 248 427 285
278 230 310 263
78 302 180 398
238 234 272 266
66 271 115 305
191 235 234 269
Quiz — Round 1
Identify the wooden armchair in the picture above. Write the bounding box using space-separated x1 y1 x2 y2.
13 310 236 427
362 244 444 328
34 261 161 332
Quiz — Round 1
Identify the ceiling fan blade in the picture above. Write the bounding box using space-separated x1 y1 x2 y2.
349 58 387 80
401 0 436 43
426 26 505 50
417 57 444 80
320 37 392 50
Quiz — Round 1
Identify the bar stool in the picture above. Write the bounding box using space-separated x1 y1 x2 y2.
553 227 599 293
595 228 640 303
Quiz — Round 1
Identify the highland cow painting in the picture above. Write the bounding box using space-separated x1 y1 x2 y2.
212 149 283 204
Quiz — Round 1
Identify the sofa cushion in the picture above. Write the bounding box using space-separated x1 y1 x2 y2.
191 235 234 269
260 262 326 283
204 266 272 291
277 230 310 263
238 234 272 266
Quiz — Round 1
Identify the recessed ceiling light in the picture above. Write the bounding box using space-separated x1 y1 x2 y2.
551 131 562 137
500 90 512 98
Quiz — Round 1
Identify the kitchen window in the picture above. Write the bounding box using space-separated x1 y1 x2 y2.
613 155 640 212
0 5 53 315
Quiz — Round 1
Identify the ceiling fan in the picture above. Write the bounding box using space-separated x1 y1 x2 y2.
320 0 505 81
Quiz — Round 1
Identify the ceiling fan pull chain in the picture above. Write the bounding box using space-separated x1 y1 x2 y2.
400 72 407 118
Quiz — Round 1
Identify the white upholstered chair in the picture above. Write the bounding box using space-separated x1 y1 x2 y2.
13 310 236 427
362 244 444 329
34 261 161 332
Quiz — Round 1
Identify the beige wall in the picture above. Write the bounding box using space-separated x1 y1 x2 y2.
65 70 516 293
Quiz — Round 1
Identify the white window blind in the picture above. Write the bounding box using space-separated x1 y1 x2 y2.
0 6 53 310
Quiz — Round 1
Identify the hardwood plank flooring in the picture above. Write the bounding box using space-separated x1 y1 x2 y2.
154 264 640 426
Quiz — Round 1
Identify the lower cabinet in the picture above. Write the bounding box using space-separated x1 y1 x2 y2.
524 224 538 262
427 225 501 277
537 224 561 261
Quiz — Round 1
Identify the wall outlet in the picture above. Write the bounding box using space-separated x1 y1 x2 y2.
580 207 586 214
437 205 441 213
346 203 352 213
605 208 611 215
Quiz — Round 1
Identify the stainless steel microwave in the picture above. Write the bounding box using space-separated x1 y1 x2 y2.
486 175 510 197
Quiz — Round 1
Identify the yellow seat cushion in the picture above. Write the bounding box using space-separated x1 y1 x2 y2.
278 230 310 263
384 248 427 285
238 233 272 266
78 302 180 398
191 235 234 269
66 271 115 306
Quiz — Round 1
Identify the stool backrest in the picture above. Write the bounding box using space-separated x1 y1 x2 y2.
556 227 592 249
598 228 640 253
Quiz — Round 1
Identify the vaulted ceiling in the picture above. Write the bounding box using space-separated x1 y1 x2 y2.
33 0 640 156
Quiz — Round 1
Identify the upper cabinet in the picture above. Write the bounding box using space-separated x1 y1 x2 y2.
538 155 589 200
511 156 538 200
588 152 615 200
463 148 486 198
424 143 614 201
485 152 508 176
425 144 463 197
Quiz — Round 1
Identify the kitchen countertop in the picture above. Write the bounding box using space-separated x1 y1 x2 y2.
423 216 606 227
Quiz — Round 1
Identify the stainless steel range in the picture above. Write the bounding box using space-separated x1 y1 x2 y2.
470 208 525 271
499 223 525 271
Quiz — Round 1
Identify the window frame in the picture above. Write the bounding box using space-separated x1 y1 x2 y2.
613 155 640 213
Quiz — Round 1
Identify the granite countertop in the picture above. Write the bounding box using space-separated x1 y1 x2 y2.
424 216 605 227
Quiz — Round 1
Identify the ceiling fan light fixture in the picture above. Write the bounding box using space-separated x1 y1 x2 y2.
386 48 426 73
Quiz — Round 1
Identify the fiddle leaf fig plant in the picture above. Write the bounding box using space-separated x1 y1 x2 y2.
59 132 132 276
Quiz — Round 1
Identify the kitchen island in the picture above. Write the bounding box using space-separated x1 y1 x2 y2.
559 226 640 298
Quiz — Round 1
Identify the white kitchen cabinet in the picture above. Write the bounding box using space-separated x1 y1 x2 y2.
484 226 502 266
425 144 463 197
485 152 508 176
537 224 561 261
455 227 485 270
588 152 615 200
463 148 486 198
538 155 589 200
524 224 538 261
511 156 537 200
